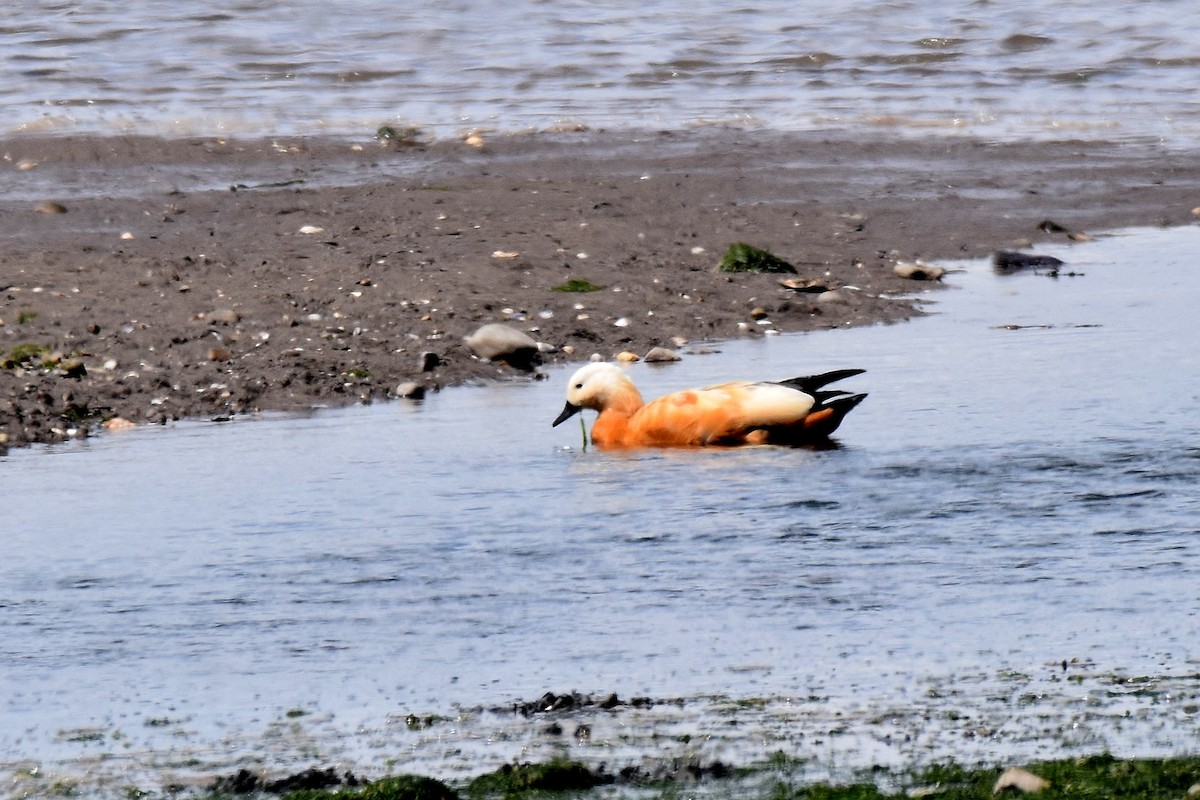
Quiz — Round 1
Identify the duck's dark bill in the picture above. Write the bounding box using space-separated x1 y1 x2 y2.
552 401 581 427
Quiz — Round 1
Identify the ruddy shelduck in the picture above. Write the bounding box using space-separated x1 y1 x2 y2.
552 362 867 448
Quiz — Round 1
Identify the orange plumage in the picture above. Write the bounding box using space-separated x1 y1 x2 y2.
552 362 867 449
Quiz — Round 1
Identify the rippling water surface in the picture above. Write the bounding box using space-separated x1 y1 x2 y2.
2 227 1199 792
5 0 1200 143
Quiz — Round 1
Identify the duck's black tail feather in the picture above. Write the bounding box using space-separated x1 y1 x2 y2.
779 368 865 395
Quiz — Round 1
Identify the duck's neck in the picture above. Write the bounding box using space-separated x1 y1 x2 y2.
591 385 644 447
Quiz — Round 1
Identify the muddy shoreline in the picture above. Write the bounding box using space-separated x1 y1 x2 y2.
3 130 1199 452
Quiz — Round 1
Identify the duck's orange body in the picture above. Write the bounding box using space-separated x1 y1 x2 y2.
552 363 867 449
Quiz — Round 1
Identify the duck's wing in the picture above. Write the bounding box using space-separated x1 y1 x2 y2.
628 382 816 445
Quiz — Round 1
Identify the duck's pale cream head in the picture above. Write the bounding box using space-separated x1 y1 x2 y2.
552 362 637 427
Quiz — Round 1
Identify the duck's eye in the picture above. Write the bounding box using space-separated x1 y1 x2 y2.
574 383 584 389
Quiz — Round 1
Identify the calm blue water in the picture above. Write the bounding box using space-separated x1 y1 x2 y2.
5 0 1200 144
2 227 1199 794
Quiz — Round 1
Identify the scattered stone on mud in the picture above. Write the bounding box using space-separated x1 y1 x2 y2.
506 691 629 716
615 350 639 363
5 130 1200 453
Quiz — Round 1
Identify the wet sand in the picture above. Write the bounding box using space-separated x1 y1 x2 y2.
3 130 1199 451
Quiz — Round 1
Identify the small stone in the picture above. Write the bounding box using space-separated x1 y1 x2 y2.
120 231 135 240
817 289 849 304
993 767 1049 794
613 317 630 327
894 260 946 281
643 347 681 363
103 417 136 432
464 131 485 148
616 351 640 363
17 159 37 170
208 346 232 362
492 250 520 259
34 201 67 214
205 308 241 325
1187 782 1200 796
59 359 87 378
395 381 425 400
671 336 688 347
589 353 604 362
750 307 769 319
298 225 324 234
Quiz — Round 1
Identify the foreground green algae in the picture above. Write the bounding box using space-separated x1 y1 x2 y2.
219 756 1200 800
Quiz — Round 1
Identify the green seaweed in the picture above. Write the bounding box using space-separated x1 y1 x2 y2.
768 755 1200 800
2 342 50 370
719 242 798 274
284 775 458 800
551 278 605 293
466 760 609 797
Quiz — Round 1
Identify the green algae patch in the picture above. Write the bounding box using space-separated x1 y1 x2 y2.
718 243 797 274
2 342 50 370
283 775 458 800
466 760 609 797
551 279 605 293
769 756 1200 800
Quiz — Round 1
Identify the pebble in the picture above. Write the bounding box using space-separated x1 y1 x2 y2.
395 381 425 400
298 225 324 234
613 317 630 327
615 351 640 363
34 201 67 214
816 289 850 304
643 347 681 363
103 417 136 432
893 260 946 281
205 308 241 325
992 767 1049 794
750 307 769 319
208 346 232 362
463 323 538 361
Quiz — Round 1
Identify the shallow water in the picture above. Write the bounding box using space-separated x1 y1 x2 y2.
2 226 1200 794
5 0 1200 144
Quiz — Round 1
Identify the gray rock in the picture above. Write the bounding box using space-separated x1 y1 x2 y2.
395 381 425 400
643 347 682 363
463 323 540 368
